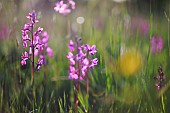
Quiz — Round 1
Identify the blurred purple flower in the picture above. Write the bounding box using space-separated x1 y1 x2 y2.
21 52 29 65
0 25 10 40
42 31 49 45
130 17 150 36
34 31 53 61
54 0 76 16
155 83 161 90
81 58 89 78
68 40 75 52
89 45 97 55
21 11 44 69
67 36 98 80
150 36 163 54
46 47 53 58
82 44 90 51
76 48 86 61
68 66 78 79
89 58 98 69
67 52 75 65
26 11 39 24
154 66 166 90
82 44 97 55
36 58 44 71
67 52 74 59
34 27 43 37
21 11 53 71
82 58 89 66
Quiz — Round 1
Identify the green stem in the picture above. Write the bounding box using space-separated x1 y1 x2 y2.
31 25 35 86
31 25 35 111
86 53 89 96
75 80 79 113
75 39 80 113
86 73 89 96
161 95 165 113
43 63 47 112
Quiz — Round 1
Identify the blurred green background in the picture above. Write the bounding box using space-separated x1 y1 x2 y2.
0 0 170 112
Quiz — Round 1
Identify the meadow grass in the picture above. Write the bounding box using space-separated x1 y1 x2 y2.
0 0 170 113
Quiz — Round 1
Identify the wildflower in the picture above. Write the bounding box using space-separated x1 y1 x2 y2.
68 40 75 52
26 11 39 23
67 36 98 109
36 58 44 71
21 52 29 65
119 49 143 76
69 66 78 79
42 32 49 45
21 11 53 71
150 36 163 54
82 44 97 55
154 66 166 90
54 0 76 16
155 84 161 90
33 31 53 64
67 36 98 80
89 58 98 69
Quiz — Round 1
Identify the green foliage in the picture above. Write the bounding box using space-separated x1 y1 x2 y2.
0 0 170 113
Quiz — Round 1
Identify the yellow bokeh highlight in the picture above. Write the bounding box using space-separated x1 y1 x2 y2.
119 49 143 77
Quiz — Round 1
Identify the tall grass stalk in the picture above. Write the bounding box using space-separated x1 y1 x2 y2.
161 95 165 113
31 25 35 86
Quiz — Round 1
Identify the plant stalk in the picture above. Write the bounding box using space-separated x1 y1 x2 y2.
31 25 35 85
75 80 79 113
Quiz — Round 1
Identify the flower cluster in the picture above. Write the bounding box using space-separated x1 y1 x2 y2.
150 36 163 54
54 0 75 16
67 36 98 80
34 31 53 70
154 66 166 90
21 11 53 71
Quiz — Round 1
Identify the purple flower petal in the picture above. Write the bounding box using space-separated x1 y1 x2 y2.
82 58 89 66
29 47 32 54
155 84 161 90
23 41 27 48
26 11 39 23
68 40 75 52
21 52 29 65
157 36 163 52
34 49 39 56
46 47 53 58
89 45 97 55
68 73 78 80
150 36 163 54
34 27 43 37
36 58 44 71
21 60 26 65
82 44 90 51
67 52 74 59
70 58 75 65
89 58 98 69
